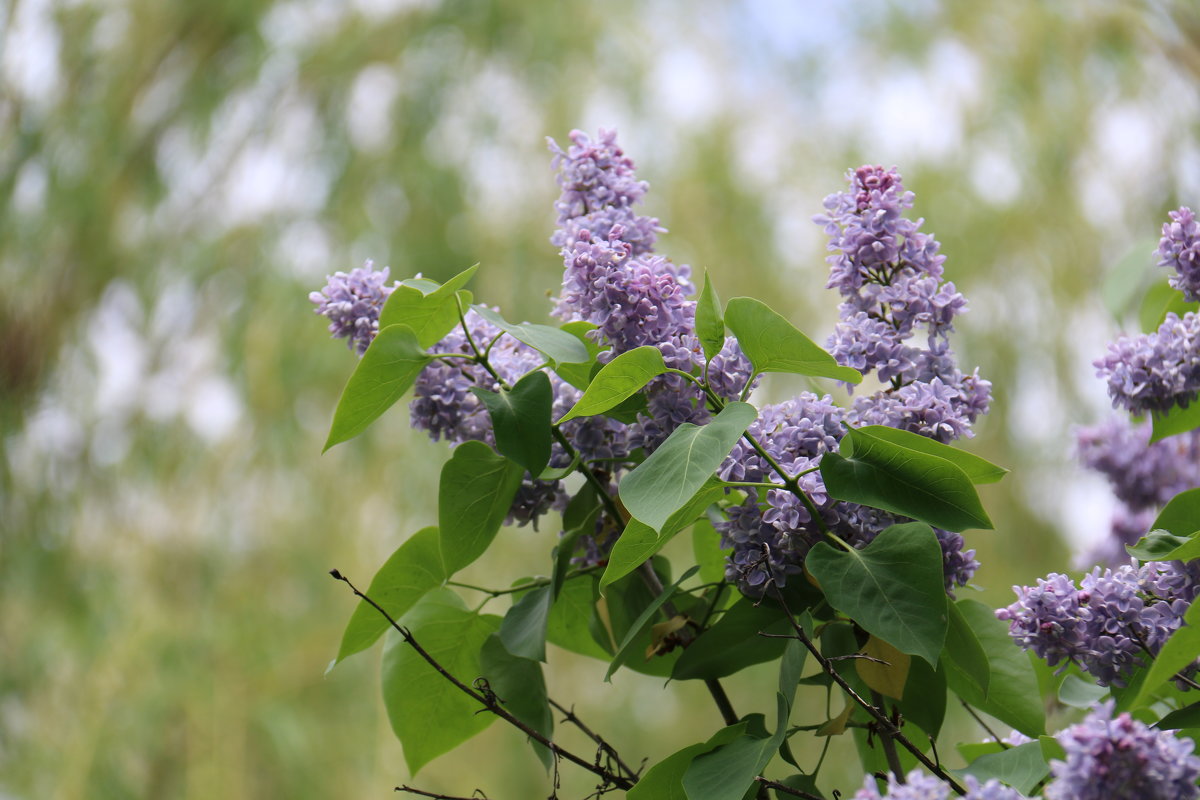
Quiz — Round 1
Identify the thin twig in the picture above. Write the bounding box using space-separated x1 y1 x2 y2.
395 786 488 799
548 698 641 781
960 700 1006 747
331 570 636 792
754 776 825 800
872 690 906 783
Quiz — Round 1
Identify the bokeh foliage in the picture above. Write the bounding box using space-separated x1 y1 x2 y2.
3 0 1200 797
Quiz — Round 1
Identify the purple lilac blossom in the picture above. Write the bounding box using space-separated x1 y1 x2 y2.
854 770 1027 800
309 261 397 355
1046 701 1200 800
815 165 991 442
1159 206 1200 302
1095 311 1200 414
997 561 1199 687
1076 418 1200 512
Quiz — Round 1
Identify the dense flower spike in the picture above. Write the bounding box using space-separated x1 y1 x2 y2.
854 770 1027 800
815 166 991 442
1076 417 1200 511
309 262 397 355
997 561 1200 686
1046 701 1200 800
1095 310 1200 414
1159 206 1200 302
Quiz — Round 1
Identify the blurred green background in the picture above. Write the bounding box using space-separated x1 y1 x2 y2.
3 0 1200 797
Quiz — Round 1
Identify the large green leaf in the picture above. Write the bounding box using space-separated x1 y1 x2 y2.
557 346 669 423
672 598 793 681
1126 529 1200 562
724 296 861 384
601 480 725 589
695 270 726 363
478 633 554 770
806 522 947 666
544 574 610 660
498 584 553 662
379 264 478 347
958 741 1049 796
380 590 500 774
942 599 991 698
898 655 946 738
1151 402 1200 443
553 321 602 390
853 425 1008 484
692 516 731 584
944 599 1046 737
620 402 757 532
1131 600 1200 708
470 370 553 476
605 565 699 680
324 324 432 451
682 692 791 800
820 427 993 531
330 526 445 668
470 305 591 366
1156 700 1200 730
1140 280 1200 332
1152 488 1200 537
438 441 525 575
628 723 748 800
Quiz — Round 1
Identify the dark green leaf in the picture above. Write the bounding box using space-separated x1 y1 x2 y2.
696 270 726 363
324 324 432 450
821 427 993 531
381 590 499 774
557 346 668 423
806 522 947 666
682 693 789 800
479 634 554 769
605 566 699 680
438 440 525 575
601 479 725 589
943 599 991 698
853 425 1008 484
945 599 1046 737
693 517 731 585
899 656 946 738
379 264 478 347
471 305 590 366
673 598 793 680
1126 529 1199 562
1131 600 1200 708
331 526 444 668
959 741 1049 796
553 508 600 600
1156 700 1200 730
544 574 610 660
1151 403 1200 443
553 322 601 390
499 584 552 662
724 296 861 384
620 402 757 532
1152 488 1200 537
470 370 553 476
773 775 823 800
627 723 748 800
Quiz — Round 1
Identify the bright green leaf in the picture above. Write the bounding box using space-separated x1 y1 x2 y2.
1151 403 1200 443
682 693 790 800
553 321 601 390
1102 240 1157 321
821 427 993 531
605 566 699 681
498 584 553 662
943 599 991 699
620 402 757 532
601 480 725 589
479 633 554 769
331 526 444 668
1152 489 1200 537
945 599 1046 737
324 324 432 451
627 723 748 800
557 346 669 423
695 270 726 363
1131 600 1200 708
1058 674 1109 709
1126 529 1199 562
693 517 731 585
381 590 499 774
543 574 609 660
806 522 947 666
471 305 590 366
672 598 794 681
471 370 553 476
853 425 1008 484
724 296 861 384
958 741 1049 796
379 264 478 347
438 441 525 575
1140 281 1200 333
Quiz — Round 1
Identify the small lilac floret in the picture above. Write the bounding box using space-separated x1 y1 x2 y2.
309 261 398 355
1159 206 1200 301
854 769 1027 799
1045 700 1200 800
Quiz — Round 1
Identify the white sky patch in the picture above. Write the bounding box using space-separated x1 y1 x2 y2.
970 146 1022 207
2 0 62 109
651 45 723 126
347 63 401 155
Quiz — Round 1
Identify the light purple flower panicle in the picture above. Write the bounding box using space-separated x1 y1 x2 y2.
854 769 1027 799
1159 206 1200 302
309 261 398 355
1045 701 1200 800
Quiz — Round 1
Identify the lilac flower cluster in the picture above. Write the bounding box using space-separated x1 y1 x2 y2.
997 560 1200 687
309 262 398 355
1046 701 1200 800
854 770 1026 800
1074 417 1200 566
1159 206 1200 302
1095 311 1200 414
816 166 991 443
